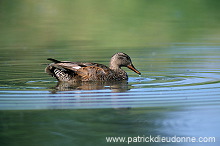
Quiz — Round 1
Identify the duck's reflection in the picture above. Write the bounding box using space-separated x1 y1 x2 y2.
50 81 131 109
52 81 129 93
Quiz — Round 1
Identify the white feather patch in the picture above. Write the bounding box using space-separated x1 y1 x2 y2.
72 66 81 69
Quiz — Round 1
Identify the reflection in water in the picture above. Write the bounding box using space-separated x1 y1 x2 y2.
47 81 132 110
1 1 220 145
52 81 129 92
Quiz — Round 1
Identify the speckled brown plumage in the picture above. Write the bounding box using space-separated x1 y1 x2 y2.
45 52 141 82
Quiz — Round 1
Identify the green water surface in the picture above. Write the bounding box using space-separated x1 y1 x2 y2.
1 1 220 146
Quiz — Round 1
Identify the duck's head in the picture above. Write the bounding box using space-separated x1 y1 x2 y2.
110 52 141 75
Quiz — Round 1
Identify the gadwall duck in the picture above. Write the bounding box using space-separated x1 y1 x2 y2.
45 52 141 82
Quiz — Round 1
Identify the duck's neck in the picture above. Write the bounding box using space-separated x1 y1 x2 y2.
110 65 128 80
109 57 120 71
109 64 121 72
110 59 127 76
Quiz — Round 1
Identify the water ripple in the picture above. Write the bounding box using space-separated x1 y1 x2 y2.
0 71 220 110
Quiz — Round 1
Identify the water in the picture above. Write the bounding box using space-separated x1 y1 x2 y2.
1 1 220 146
1 47 219 146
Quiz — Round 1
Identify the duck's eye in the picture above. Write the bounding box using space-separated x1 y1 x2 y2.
118 57 125 60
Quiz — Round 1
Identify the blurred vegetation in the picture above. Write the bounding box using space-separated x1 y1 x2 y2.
1 0 220 48
0 0 220 83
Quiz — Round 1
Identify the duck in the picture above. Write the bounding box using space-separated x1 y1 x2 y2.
45 52 141 82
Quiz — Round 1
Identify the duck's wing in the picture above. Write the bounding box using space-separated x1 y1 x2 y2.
76 66 111 81
46 58 111 81
47 58 109 70
46 59 84 81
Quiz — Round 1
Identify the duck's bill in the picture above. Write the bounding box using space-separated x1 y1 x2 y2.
127 64 141 75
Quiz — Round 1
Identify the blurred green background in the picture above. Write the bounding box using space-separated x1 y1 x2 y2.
1 0 220 48
1 1 220 146
0 0 220 83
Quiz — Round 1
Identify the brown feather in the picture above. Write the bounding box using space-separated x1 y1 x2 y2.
45 52 140 82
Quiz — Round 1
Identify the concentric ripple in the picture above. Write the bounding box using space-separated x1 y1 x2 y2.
0 70 220 110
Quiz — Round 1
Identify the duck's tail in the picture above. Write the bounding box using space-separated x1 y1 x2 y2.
46 58 77 81
47 58 61 63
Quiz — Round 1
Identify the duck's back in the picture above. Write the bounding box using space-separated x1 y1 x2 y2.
45 60 116 81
